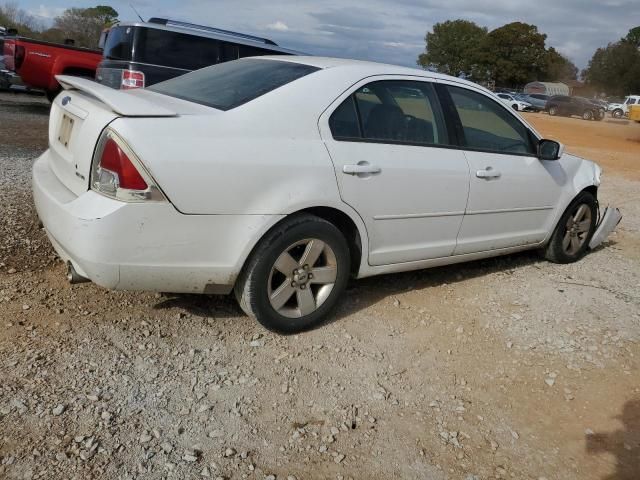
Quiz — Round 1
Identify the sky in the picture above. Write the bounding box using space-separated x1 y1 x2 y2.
15 0 640 71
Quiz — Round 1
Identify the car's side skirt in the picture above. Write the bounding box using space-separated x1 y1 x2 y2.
357 242 543 279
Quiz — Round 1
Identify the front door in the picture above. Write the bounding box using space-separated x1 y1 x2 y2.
319 79 470 266
441 84 565 254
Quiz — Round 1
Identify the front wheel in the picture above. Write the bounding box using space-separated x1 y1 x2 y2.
235 214 350 334
582 110 594 121
544 191 597 264
611 109 623 119
548 106 558 116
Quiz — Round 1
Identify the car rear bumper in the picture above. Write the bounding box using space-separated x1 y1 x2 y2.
33 150 283 294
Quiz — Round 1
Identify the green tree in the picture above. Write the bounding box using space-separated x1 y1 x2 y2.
480 22 548 87
542 47 578 81
625 26 640 47
583 40 640 96
53 5 118 48
417 19 487 77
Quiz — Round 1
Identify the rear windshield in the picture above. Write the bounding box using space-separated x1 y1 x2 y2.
149 58 319 110
103 25 134 61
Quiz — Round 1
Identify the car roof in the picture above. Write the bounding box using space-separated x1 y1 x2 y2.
253 55 491 92
114 21 298 54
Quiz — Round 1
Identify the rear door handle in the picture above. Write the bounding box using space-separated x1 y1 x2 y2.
476 167 501 179
343 164 381 175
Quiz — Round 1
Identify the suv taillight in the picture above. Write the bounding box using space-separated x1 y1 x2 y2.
15 45 25 70
91 129 166 202
121 69 145 89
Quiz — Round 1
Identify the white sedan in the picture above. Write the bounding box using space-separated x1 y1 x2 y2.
496 92 532 111
33 57 620 333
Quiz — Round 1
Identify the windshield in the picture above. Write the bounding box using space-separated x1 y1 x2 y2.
149 58 320 110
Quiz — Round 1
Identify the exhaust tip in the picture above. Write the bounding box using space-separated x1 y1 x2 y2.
66 262 90 284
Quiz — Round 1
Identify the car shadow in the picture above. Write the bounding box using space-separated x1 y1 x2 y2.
154 249 546 327
330 249 544 323
586 398 640 479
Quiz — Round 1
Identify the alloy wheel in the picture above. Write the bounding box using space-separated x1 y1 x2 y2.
267 238 338 318
562 204 592 255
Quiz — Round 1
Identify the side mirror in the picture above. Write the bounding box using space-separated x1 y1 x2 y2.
538 139 564 161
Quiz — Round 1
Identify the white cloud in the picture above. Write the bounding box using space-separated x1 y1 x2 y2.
266 20 289 32
28 4 65 20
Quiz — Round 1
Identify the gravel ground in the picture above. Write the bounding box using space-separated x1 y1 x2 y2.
0 92 639 480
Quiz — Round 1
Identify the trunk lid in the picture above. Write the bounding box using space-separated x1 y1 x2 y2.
48 76 180 196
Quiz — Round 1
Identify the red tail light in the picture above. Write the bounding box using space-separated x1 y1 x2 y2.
100 137 148 190
121 69 145 89
91 129 166 202
15 45 26 70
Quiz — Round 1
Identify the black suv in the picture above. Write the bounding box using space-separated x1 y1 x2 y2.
545 95 604 121
96 18 297 90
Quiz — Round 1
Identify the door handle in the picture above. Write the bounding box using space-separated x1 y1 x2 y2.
476 167 501 179
343 164 381 175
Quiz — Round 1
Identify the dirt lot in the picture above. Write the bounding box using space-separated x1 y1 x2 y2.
0 92 638 480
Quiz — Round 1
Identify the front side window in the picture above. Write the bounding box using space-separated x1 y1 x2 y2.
628 98 637 105
329 80 447 146
446 86 535 155
150 58 319 110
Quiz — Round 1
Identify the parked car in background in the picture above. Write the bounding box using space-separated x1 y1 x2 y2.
2 35 103 101
496 92 533 111
546 95 604 121
33 56 619 333
517 93 547 111
608 95 640 119
96 18 297 90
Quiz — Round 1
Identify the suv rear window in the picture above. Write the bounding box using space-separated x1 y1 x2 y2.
103 25 134 61
149 58 319 110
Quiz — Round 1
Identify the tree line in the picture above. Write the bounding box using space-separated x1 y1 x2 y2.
0 2 118 49
418 19 640 96
417 20 578 88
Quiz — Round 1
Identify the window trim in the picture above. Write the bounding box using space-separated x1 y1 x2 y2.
438 83 539 158
329 79 451 148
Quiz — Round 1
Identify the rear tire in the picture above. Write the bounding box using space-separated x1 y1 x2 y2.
234 214 350 334
544 191 597 264
548 106 558 116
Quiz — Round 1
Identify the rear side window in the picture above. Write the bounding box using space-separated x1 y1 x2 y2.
330 80 448 146
136 28 221 70
149 58 319 110
103 26 134 61
446 86 535 155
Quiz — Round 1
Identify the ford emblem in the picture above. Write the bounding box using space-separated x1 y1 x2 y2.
62 96 71 106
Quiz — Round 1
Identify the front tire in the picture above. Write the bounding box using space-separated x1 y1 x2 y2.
548 106 558 116
612 109 623 119
582 110 594 121
544 191 597 264
235 214 350 334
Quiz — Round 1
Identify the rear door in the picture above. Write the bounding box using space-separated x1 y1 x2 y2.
439 83 565 254
319 78 470 266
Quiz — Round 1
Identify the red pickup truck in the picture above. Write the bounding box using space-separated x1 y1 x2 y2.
2 36 103 101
